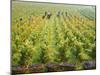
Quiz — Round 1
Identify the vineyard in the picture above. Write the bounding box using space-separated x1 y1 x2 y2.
12 1 96 74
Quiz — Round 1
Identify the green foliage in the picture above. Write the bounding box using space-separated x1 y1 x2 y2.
12 1 96 71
